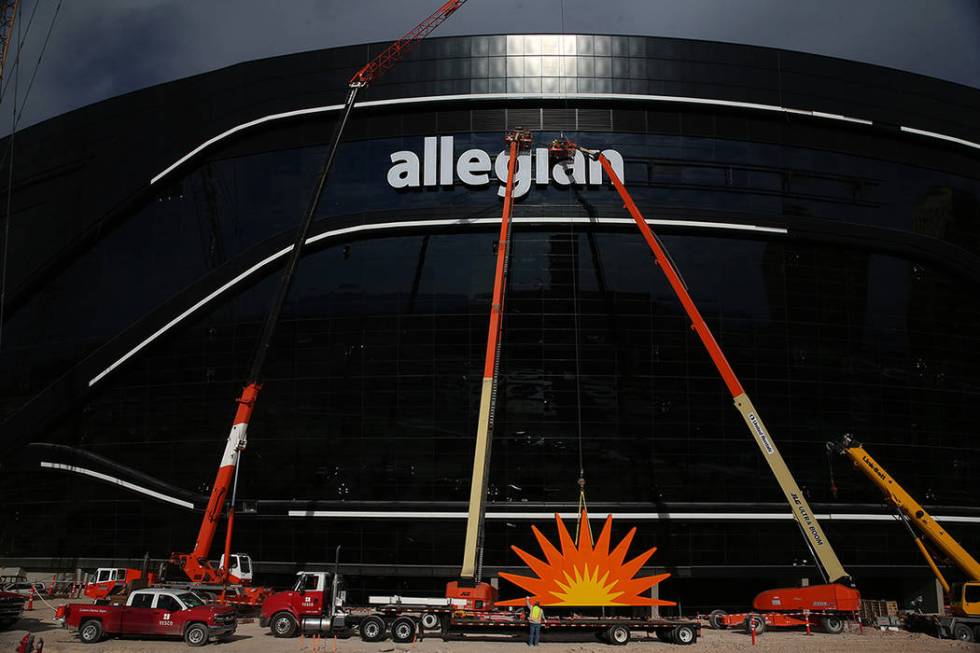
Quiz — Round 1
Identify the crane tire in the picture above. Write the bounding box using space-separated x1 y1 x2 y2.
953 623 974 642
360 615 386 642
420 612 441 630
271 612 298 638
708 609 728 630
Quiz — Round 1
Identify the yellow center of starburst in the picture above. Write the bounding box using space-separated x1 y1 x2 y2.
553 565 624 605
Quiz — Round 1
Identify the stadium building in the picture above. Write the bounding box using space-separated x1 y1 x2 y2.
1 34 979 610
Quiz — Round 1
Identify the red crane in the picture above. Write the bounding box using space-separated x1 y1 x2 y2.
0 0 19 83
170 0 470 600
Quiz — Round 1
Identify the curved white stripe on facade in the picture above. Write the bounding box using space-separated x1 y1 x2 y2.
40 461 195 509
36 461 980 525
285 509 980 524
149 91 979 186
87 216 787 388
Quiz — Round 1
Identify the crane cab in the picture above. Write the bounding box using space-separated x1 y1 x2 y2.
951 581 980 617
218 553 253 584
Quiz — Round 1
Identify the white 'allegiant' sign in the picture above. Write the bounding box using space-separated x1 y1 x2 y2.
387 136 625 199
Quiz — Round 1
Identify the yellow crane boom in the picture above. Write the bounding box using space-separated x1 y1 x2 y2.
831 434 980 618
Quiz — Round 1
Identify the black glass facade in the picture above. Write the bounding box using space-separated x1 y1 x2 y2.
1 34 978 609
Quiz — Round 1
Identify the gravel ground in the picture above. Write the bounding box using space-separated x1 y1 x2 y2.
2 599 975 653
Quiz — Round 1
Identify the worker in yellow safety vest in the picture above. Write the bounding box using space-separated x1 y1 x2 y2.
525 596 544 646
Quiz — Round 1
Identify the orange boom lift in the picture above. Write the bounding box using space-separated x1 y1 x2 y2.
547 139 860 634
450 128 532 606
169 0 469 604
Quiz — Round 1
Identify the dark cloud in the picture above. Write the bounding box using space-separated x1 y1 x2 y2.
1 0 978 132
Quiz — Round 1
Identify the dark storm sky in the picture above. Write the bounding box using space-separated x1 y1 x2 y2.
1 0 978 132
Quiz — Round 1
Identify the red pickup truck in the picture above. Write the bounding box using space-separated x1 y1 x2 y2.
58 587 237 646
0 590 26 630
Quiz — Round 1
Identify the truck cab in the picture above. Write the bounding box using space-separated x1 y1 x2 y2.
260 571 343 637
59 587 237 646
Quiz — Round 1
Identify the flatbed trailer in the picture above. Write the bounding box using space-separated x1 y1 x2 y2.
444 610 700 645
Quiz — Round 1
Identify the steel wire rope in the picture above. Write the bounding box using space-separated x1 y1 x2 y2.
13 0 60 127
0 0 61 353
0 4 19 354
0 0 41 106
0 0 61 176
558 0 591 544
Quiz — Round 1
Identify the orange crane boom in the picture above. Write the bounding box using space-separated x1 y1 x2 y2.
0 0 19 83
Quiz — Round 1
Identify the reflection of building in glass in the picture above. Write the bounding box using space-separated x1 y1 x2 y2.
1 34 978 610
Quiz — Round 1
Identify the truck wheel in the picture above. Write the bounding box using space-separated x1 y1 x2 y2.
391 617 417 643
606 624 630 645
420 612 441 630
821 616 845 634
79 619 103 644
271 612 298 638
672 625 697 645
184 623 209 647
360 615 386 642
953 623 975 642
708 609 728 630
743 614 766 635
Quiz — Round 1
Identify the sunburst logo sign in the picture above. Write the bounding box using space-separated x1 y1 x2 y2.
497 511 677 607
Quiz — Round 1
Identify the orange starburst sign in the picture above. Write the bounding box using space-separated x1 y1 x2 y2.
498 510 677 607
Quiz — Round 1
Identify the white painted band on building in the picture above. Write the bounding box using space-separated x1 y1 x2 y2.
36 460 980 525
286 509 980 524
87 216 786 387
150 92 977 186
39 461 195 510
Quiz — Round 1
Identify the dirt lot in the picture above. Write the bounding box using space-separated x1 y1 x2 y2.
2 600 975 653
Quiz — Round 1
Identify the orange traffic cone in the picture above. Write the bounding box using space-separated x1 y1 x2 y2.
25 594 33 611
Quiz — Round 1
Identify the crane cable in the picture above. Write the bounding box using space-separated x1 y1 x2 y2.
559 0 591 545
0 0 62 354
0 0 39 106
0 0 19 355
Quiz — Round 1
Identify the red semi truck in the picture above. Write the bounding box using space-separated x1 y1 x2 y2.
57 587 237 646
260 571 701 645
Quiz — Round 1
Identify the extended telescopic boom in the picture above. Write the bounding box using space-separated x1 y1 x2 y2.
548 139 852 586
174 0 470 589
460 128 532 583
